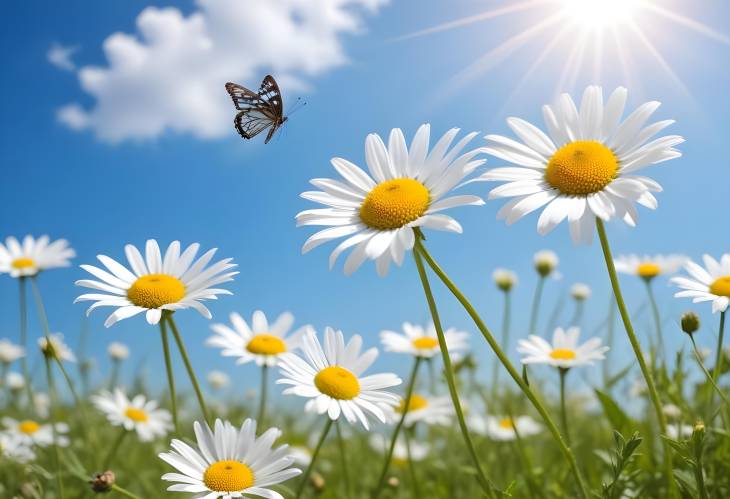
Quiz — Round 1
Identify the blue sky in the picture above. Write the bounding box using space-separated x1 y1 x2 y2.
1 0 728 400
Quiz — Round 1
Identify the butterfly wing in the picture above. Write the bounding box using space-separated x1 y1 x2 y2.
233 109 273 140
259 75 284 119
225 76 286 142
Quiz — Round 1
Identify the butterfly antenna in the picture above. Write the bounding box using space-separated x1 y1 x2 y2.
288 97 307 116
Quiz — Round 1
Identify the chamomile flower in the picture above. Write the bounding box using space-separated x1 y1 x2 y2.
107 341 130 361
207 371 231 391
91 389 172 442
0 235 75 278
0 432 35 463
493 268 518 292
75 240 237 327
5 372 25 392
517 327 608 369
0 339 25 364
277 328 402 429
672 254 730 313
570 283 591 301
370 434 429 462
615 254 687 280
296 124 486 276
472 415 541 441
207 311 310 367
159 419 301 499
38 333 76 362
386 394 453 426
534 250 559 278
481 86 683 243
379 321 469 359
2 417 69 447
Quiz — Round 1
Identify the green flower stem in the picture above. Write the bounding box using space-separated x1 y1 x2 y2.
413 244 496 498
335 421 352 499
166 314 211 425
707 311 727 419
111 484 142 499
571 301 584 328
295 417 333 499
414 233 588 499
603 296 616 386
492 290 511 403
529 276 546 336
109 359 121 391
18 277 35 410
559 368 571 447
690 336 730 407
403 428 422 499
159 316 179 433
103 427 128 469
595 218 675 497
44 355 65 499
258 365 268 425
373 357 421 498
645 279 665 369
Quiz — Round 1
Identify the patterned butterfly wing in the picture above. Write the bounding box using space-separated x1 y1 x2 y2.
224 76 286 143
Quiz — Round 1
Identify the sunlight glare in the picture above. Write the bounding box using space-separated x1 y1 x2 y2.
561 0 639 29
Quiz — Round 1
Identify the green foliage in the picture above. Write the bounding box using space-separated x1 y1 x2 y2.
597 431 643 499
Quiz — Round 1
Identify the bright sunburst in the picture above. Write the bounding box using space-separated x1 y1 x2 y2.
560 0 639 29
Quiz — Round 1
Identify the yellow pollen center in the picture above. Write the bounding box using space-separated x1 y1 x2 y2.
246 334 287 355
498 418 514 430
412 337 439 350
314 366 360 400
19 420 40 434
397 394 428 413
124 407 148 422
710 275 730 298
359 178 430 230
545 141 618 196
637 262 661 279
126 274 185 309
203 460 254 492
550 348 576 360
11 257 36 269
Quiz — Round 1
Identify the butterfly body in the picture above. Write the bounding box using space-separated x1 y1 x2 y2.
225 75 287 144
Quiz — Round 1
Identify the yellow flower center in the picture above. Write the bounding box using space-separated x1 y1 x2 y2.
637 263 661 279
19 420 40 434
412 337 439 350
314 366 360 400
550 348 576 360
203 460 254 492
545 141 618 196
11 257 36 269
359 178 430 230
246 334 287 356
397 394 428 413
126 274 185 309
710 275 730 298
498 418 514 430
124 407 148 422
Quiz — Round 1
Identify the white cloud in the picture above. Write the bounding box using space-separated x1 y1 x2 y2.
57 0 386 143
47 43 79 71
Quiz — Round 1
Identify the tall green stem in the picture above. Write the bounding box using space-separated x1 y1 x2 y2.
103 427 128 469
159 316 179 433
166 314 210 425
645 279 665 369
691 336 730 408
413 244 496 498
295 418 333 499
559 368 571 447
373 357 421 498
258 365 268 425
603 296 616 386
403 429 423 499
492 291 511 403
708 311 727 419
109 359 120 391
335 421 352 499
18 277 35 410
595 218 675 496
45 356 65 499
529 277 545 336
414 235 588 499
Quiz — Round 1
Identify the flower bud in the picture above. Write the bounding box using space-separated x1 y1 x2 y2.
492 268 517 292
681 312 700 335
90 470 115 493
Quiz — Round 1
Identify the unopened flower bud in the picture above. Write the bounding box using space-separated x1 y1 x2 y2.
90 470 115 493
493 268 517 292
681 312 700 335
310 472 325 493
534 250 558 278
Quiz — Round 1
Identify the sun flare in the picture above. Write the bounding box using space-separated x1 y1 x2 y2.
560 0 639 29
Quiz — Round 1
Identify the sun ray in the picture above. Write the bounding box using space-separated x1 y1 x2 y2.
640 3 730 45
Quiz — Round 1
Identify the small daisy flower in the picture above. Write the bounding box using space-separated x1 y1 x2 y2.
0 432 36 463
207 371 231 391
517 327 608 369
470 415 541 441
107 341 130 361
380 321 469 359
91 389 172 442
159 419 301 499
207 311 310 367
277 328 402 429
38 333 76 362
672 254 730 313
534 250 559 277
75 239 237 327
662 404 682 420
570 283 591 301
481 86 683 243
615 254 687 281
0 235 75 278
2 417 69 447
386 394 453 426
370 434 429 462
5 371 25 392
296 124 486 276
0 339 25 364
493 268 517 292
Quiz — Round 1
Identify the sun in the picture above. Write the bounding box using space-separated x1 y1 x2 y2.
560 0 639 29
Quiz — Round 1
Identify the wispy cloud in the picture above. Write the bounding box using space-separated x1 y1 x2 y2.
47 43 79 71
57 0 386 143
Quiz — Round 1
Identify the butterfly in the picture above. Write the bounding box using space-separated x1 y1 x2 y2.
225 75 288 144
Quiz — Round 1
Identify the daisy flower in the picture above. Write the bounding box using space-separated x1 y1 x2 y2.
207 311 310 367
379 321 469 359
296 124 486 276
91 389 172 442
107 341 130 361
481 86 683 243
0 432 35 463
666 423 695 440
0 235 75 278
0 339 25 364
493 268 517 292
159 419 301 499
207 371 231 391
615 254 687 281
470 415 541 441
370 433 429 462
75 239 237 327
517 327 608 369
570 283 591 301
534 250 559 277
5 372 25 392
672 254 730 313
277 328 401 429
38 333 76 362
2 417 69 447
386 394 453 426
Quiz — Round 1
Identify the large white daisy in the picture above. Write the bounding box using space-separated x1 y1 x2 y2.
207 311 310 367
159 419 301 499
0 235 75 278
672 254 730 314
379 321 469 359
615 254 687 281
2 417 69 447
481 86 683 243
517 327 608 369
91 389 172 442
75 240 237 327
277 328 401 430
296 124 486 276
